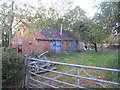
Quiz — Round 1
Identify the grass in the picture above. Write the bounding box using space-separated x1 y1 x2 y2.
49 50 118 68
0 48 2 89
32 50 119 88
45 50 119 88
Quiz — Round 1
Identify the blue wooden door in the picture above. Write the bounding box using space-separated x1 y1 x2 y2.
71 40 76 51
50 40 61 53
50 41 56 50
55 40 61 53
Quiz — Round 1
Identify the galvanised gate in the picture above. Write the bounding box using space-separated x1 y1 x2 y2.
23 55 120 89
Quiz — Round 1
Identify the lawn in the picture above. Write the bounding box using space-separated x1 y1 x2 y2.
0 48 2 89
49 50 118 68
34 50 119 88
42 50 119 88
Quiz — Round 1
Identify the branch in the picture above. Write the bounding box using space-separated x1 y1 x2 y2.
0 12 8 16
12 20 22 29
10 1 15 30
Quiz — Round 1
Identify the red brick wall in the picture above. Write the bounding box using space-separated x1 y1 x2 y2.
34 40 50 53
21 36 49 54
22 36 34 53
11 41 17 49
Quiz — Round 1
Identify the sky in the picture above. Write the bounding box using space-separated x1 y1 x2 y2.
0 0 101 17
39 0 101 17
29 0 120 17
73 0 100 17
1 0 119 17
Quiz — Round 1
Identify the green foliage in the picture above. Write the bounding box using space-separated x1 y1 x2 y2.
72 18 108 44
2 26 10 47
33 6 57 27
0 31 2 40
38 28 42 32
105 35 119 45
0 1 35 48
2 48 24 86
62 6 86 30
98 2 119 27
88 2 120 45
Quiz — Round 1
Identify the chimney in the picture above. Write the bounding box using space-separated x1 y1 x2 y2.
60 24 63 36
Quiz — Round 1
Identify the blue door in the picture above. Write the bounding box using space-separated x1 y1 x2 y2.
71 40 76 51
55 40 61 53
50 40 61 53
50 41 56 50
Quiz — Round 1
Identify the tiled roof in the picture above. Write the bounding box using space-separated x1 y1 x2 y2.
36 26 76 40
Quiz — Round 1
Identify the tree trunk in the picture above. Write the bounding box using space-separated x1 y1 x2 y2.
93 43 98 52
8 29 11 47
9 1 14 48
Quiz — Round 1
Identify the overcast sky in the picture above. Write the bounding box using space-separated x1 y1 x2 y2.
73 0 100 17
39 0 101 17
0 0 102 17
3 0 119 17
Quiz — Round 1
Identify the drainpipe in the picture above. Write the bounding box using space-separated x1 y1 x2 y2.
60 24 63 36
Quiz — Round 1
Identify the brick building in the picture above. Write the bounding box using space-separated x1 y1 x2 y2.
12 24 77 54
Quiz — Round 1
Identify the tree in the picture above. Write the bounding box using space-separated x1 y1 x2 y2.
0 2 15 47
72 18 108 52
94 2 120 45
97 2 119 33
63 6 86 30
51 0 73 19
0 1 35 48
33 6 57 27
33 0 73 29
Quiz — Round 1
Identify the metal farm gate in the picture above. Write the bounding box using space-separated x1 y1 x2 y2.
23 53 120 89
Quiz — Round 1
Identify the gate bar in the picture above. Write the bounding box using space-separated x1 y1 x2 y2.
28 58 120 72
29 82 42 88
29 65 120 85
30 78 59 88
29 71 87 89
44 67 77 84
81 69 108 89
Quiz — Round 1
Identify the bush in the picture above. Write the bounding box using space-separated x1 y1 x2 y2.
2 48 24 87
